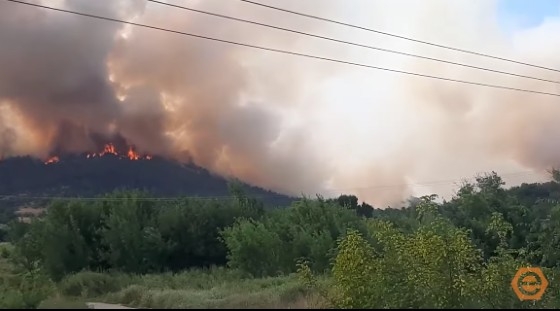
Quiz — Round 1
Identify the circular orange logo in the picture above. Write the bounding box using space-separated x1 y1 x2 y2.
511 267 548 301
520 274 540 295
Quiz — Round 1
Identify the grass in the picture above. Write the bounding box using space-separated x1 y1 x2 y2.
106 274 315 309
4 267 327 309
51 268 329 309
0 243 328 309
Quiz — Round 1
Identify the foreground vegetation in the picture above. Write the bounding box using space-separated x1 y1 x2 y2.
2 172 560 308
0 257 322 309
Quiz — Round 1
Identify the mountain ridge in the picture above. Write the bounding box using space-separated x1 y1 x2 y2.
0 154 297 208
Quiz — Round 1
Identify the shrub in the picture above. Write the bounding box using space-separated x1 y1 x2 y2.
0 243 12 259
0 267 55 309
0 289 25 309
59 271 129 297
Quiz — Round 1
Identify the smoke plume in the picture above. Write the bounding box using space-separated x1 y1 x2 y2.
1 0 560 206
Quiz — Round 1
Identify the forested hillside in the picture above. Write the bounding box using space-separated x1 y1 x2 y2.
1 171 560 308
0 155 296 211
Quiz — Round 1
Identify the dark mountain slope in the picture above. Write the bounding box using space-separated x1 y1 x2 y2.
0 154 297 208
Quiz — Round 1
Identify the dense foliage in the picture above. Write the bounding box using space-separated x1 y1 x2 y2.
2 171 560 308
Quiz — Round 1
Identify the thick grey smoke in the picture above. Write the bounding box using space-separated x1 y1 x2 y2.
0 126 16 159
0 0 141 154
1 0 559 206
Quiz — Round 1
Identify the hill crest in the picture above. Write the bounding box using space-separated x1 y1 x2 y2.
0 154 296 208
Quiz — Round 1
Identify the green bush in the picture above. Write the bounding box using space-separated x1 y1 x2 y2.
114 285 147 306
59 271 129 298
0 248 9 259
0 243 12 259
0 267 54 309
0 289 25 309
20 286 52 309
221 199 366 277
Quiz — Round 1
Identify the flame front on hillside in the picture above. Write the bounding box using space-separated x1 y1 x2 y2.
44 156 59 165
44 143 152 165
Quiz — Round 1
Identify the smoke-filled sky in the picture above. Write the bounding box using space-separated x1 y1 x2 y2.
1 0 560 206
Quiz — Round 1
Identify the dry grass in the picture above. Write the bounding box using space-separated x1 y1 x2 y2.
56 268 329 309
3 252 329 309
105 273 322 309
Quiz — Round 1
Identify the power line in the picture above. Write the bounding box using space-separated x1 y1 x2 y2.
147 0 560 85
0 195 253 201
0 192 297 201
238 0 560 74
5 0 560 98
1 1 557 198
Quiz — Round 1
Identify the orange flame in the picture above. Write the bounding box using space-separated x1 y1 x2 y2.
100 143 117 156
127 146 140 161
43 143 152 165
88 144 152 161
44 156 59 165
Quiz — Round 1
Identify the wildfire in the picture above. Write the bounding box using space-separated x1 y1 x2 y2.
45 143 152 165
87 143 152 161
101 143 118 156
127 146 140 160
44 156 59 165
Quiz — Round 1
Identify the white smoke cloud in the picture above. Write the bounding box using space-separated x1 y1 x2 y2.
1 0 559 206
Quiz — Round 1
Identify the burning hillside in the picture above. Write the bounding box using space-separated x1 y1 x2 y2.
44 143 152 165
2 0 559 206
0 154 296 209
0 123 295 207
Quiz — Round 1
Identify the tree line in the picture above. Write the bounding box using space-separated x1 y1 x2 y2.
3 172 560 308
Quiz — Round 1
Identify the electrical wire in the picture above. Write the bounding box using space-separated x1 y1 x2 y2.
0 0 555 202
3 0 560 98
147 0 560 85
239 0 560 73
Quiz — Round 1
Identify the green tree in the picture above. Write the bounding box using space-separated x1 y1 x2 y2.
221 218 284 277
330 196 483 308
